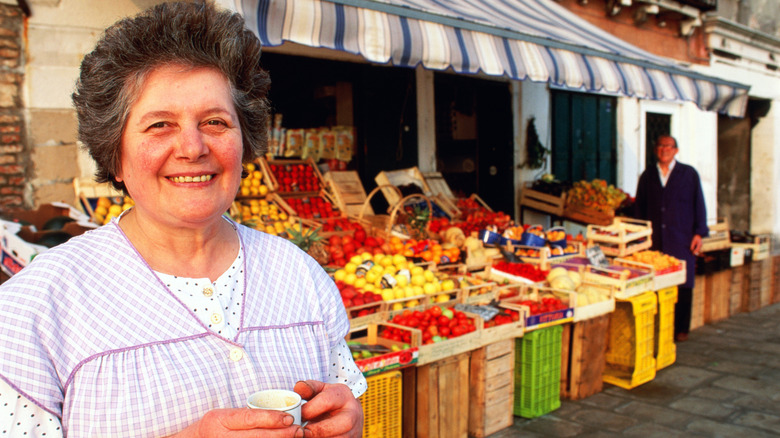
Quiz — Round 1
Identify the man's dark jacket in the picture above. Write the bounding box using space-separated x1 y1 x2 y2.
634 161 709 288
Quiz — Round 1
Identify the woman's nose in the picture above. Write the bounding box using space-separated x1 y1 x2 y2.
175 126 209 160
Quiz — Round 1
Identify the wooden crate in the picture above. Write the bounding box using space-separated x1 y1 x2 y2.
73 177 125 220
759 258 773 308
323 170 372 217
375 167 432 207
423 172 455 199
741 261 763 313
586 218 652 257
264 157 324 196
701 218 731 253
519 182 566 216
729 265 745 316
774 256 780 304
415 352 471 438
468 339 515 438
560 315 609 400
732 234 771 261
704 269 731 324
563 204 614 226
690 275 705 331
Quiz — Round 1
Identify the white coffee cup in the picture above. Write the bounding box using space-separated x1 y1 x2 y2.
247 389 303 425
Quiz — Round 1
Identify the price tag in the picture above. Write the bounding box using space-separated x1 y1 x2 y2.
454 303 500 321
586 245 609 268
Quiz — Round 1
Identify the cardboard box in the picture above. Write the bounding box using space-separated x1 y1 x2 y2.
0 202 96 277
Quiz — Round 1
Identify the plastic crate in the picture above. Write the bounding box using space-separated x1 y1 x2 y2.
655 287 677 370
362 371 403 438
603 291 657 389
514 325 562 418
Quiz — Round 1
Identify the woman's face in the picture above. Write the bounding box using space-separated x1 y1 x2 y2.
117 65 243 229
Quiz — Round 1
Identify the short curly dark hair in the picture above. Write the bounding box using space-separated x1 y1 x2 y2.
72 1 270 192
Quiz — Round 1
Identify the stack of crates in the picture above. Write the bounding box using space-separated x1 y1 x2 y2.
603 291 657 389
361 371 402 438
655 287 678 370
514 325 563 418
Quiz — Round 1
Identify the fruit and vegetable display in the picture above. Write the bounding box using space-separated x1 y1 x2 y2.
332 252 459 310
491 261 549 283
282 195 340 220
91 196 134 225
453 197 513 235
239 162 270 197
545 267 612 307
235 198 293 237
566 179 627 213
388 306 477 344
619 250 682 273
268 161 322 193
529 177 571 197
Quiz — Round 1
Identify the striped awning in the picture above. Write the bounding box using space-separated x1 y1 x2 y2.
236 0 749 117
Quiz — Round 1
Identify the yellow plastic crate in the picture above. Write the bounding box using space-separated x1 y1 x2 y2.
603 291 657 389
362 371 402 438
655 287 678 370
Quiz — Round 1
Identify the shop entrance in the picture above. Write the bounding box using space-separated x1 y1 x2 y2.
434 73 514 215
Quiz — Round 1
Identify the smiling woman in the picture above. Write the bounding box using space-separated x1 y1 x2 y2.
0 2 365 438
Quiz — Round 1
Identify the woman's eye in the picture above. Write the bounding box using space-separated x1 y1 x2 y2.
148 122 166 129
206 120 226 126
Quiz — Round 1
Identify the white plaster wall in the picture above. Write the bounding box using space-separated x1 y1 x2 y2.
516 80 551 226
752 104 778 235
617 98 719 225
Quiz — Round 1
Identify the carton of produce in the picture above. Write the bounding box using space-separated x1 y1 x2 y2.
347 322 419 377
0 202 96 277
499 283 574 331
545 264 616 321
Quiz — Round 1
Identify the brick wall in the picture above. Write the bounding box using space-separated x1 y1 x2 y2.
0 3 26 208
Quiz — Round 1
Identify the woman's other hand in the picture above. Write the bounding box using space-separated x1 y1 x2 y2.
295 380 363 437
169 407 304 437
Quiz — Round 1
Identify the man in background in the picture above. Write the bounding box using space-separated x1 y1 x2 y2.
634 135 709 342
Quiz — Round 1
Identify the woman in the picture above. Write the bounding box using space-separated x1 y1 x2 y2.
0 2 365 437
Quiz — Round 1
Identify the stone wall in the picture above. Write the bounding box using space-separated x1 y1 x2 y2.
0 3 27 208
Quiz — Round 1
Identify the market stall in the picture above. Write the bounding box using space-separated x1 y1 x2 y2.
0 167 777 438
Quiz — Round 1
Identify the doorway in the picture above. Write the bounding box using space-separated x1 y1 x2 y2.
434 73 514 214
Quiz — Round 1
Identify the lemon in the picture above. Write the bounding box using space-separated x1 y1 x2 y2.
361 252 373 261
394 274 409 287
344 273 357 285
365 270 379 285
380 256 394 267
245 162 256 172
97 197 112 209
108 204 122 216
423 283 437 295
392 254 407 267
405 299 419 308
410 275 426 286
344 263 358 274
410 266 425 277
362 283 375 292
94 205 108 217
435 294 451 303
240 187 251 197
381 289 395 301
251 178 260 187
259 185 269 196
333 269 346 282
404 287 417 298
349 255 364 265
392 303 404 311
382 265 398 276
354 277 367 289
424 270 435 282
252 170 263 180
241 178 252 188
441 279 456 292
393 288 405 300
412 286 424 296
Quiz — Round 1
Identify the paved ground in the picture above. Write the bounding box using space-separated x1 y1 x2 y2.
489 302 780 437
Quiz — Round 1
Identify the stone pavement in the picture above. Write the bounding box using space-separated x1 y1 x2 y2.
489 302 780 437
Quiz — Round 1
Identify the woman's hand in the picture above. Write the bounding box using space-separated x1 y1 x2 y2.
168 407 304 437
295 380 363 437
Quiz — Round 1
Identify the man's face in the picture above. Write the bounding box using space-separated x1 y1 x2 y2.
655 136 678 166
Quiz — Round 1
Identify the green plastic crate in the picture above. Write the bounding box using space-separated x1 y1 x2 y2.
514 325 563 418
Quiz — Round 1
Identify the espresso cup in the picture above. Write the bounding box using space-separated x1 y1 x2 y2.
247 389 303 425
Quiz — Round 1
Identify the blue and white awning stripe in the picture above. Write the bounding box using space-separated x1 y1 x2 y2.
237 0 749 117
